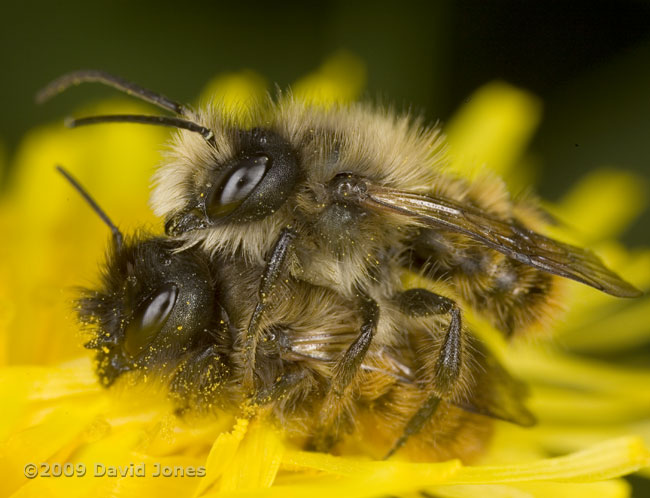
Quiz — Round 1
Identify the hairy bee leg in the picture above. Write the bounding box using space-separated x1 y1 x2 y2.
385 288 463 458
311 293 380 451
243 227 297 391
396 288 456 319
385 396 442 459
397 288 463 390
330 292 380 396
169 345 228 414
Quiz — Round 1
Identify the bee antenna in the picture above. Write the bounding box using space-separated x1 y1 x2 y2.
65 114 216 146
36 70 190 116
55 165 124 250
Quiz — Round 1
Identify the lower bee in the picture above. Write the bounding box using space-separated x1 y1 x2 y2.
59 165 534 461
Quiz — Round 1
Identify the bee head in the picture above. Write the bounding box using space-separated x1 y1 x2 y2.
78 236 219 385
56 166 226 386
165 127 301 234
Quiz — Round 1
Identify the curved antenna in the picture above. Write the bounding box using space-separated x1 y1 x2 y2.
36 69 190 116
65 114 215 145
56 165 124 250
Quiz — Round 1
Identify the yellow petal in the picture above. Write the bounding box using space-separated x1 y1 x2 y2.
194 418 248 496
432 480 630 498
217 418 283 493
0 359 99 440
292 51 366 106
451 437 649 483
559 295 650 352
428 483 535 498
552 169 647 243
507 345 650 401
212 438 648 497
220 455 461 498
445 82 541 181
529 385 650 424
198 71 268 127
519 422 650 458
199 71 267 106
0 270 13 366
282 449 460 479
0 401 106 496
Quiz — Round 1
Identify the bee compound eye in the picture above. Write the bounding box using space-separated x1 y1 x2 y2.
208 154 270 218
123 282 179 357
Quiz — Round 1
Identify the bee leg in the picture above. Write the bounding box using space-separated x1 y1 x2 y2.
169 345 228 414
164 208 210 236
385 288 462 458
330 292 380 396
384 396 443 459
243 227 297 392
312 293 380 451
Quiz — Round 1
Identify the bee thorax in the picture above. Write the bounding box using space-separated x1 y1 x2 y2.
328 173 369 204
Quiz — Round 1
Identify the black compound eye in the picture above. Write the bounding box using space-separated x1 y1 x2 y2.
208 154 270 218
123 283 178 357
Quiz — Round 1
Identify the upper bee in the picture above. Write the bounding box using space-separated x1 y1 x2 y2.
39 70 640 348
152 96 640 298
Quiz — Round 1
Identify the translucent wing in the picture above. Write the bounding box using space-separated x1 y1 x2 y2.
366 185 641 298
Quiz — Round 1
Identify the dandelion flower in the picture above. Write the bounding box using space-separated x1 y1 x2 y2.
1 54 649 498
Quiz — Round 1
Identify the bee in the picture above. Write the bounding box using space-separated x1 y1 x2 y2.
57 165 535 461
39 71 639 451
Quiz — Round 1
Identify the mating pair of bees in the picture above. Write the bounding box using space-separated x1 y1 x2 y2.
40 71 640 461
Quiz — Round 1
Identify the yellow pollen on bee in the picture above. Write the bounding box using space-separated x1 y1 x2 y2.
177 325 183 331
101 346 110 354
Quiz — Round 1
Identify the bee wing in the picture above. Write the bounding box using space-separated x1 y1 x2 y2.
457 339 536 427
366 186 641 298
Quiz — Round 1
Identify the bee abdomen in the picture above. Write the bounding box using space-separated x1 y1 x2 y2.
411 229 560 336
